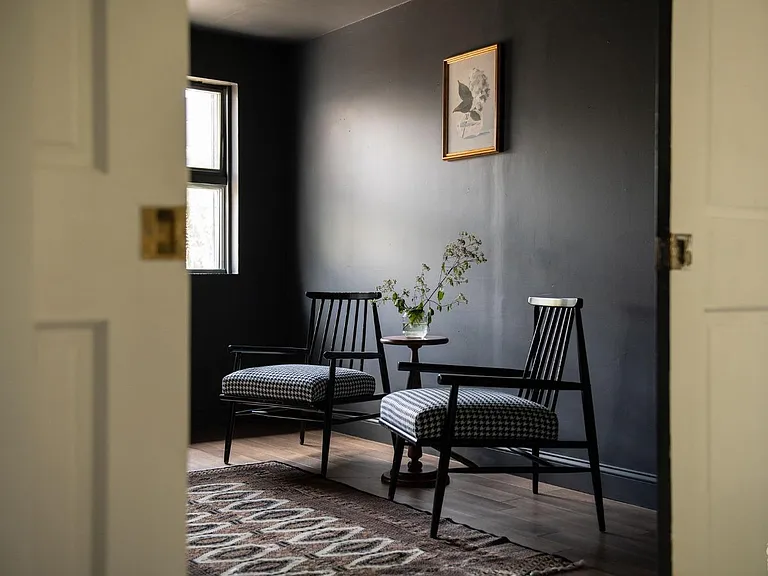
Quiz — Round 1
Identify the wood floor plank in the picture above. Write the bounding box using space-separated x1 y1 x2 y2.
188 430 657 576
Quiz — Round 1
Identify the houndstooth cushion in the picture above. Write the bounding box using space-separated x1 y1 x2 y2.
222 364 376 404
379 387 558 442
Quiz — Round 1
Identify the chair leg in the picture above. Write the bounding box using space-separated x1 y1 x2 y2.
430 445 452 538
224 403 236 465
587 440 606 532
582 383 606 532
532 447 540 495
388 436 405 501
320 406 333 478
299 421 306 445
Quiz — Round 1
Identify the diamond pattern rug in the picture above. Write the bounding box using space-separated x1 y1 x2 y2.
187 462 583 575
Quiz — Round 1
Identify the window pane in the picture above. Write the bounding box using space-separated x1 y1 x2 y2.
186 87 222 170
186 185 225 270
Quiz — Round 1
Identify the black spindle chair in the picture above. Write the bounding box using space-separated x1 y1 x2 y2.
221 291 391 477
380 297 605 537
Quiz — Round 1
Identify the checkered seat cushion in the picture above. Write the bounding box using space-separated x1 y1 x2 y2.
222 364 376 404
379 388 558 442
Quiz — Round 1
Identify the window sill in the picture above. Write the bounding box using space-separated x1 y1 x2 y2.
187 269 233 275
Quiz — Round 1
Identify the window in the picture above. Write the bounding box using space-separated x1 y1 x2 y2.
185 78 237 273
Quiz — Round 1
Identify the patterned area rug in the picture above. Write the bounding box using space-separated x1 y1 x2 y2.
187 462 583 575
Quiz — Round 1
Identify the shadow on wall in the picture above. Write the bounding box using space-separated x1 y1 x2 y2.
189 26 305 442
296 0 659 508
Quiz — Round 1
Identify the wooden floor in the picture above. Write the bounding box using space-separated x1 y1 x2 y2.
188 430 657 576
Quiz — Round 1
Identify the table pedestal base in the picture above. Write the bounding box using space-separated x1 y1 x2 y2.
380 464 449 488
380 444 449 488
378 335 451 490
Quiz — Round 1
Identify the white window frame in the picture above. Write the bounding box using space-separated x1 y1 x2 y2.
186 76 239 274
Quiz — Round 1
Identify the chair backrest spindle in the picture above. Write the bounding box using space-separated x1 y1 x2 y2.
303 292 390 393
317 299 335 364
360 300 369 371
349 300 361 369
519 297 582 411
307 298 326 363
330 299 343 353
339 299 352 367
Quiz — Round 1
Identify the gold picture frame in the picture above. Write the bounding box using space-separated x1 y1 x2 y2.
442 43 501 161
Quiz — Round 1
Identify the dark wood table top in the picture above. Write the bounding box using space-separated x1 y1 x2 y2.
380 335 449 346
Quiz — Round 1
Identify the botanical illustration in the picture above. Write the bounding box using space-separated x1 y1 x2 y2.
453 67 492 140
443 44 500 160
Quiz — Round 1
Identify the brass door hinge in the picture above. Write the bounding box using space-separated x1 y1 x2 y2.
656 233 693 271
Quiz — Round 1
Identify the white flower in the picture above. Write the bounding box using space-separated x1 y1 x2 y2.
468 67 491 113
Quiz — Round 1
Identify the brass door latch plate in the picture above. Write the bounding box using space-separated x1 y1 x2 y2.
656 233 693 271
141 206 186 260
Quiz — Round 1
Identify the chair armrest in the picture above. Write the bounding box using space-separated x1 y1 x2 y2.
228 345 307 356
398 362 525 379
324 350 381 360
437 373 586 391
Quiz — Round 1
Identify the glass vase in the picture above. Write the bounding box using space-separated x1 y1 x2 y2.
402 310 429 339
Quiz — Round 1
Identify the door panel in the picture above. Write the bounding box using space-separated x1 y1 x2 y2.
34 322 105 575
33 0 98 168
671 0 768 574
708 314 768 575
709 0 768 209
1 1 190 575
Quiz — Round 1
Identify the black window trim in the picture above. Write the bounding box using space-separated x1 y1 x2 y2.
186 78 233 274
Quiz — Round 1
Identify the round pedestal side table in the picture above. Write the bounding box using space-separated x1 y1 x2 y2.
379 335 449 488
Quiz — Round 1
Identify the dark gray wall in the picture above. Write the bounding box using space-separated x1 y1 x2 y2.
298 0 658 506
189 27 305 441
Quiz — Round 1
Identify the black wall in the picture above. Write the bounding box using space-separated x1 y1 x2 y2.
189 26 304 441
298 0 658 506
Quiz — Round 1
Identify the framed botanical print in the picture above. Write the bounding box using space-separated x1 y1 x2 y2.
442 43 501 161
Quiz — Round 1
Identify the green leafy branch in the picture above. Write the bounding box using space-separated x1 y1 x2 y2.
376 231 487 326
454 80 481 122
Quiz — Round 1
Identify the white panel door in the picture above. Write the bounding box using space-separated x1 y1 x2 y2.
671 0 768 574
0 1 189 575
